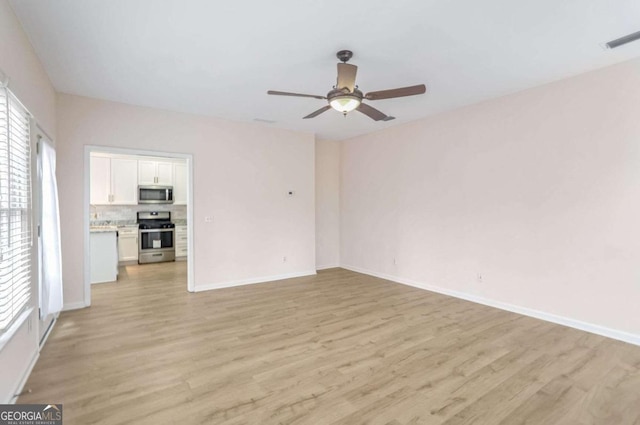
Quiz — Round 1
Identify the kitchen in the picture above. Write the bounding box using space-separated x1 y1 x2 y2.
89 151 189 288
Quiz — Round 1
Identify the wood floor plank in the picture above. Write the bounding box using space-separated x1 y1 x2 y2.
18 264 640 424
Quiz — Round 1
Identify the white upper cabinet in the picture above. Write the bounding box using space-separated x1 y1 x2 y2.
90 155 138 205
139 160 173 186
91 154 186 205
173 163 187 205
138 161 156 185
111 159 138 204
156 162 173 185
90 156 111 204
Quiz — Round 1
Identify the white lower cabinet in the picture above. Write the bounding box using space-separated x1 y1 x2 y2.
90 231 119 283
175 225 187 259
118 226 139 262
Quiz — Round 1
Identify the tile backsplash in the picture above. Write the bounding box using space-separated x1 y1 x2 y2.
90 204 187 226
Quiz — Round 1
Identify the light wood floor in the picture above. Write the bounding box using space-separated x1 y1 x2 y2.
20 264 640 424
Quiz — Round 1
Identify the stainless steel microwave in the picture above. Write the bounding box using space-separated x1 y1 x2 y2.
138 185 173 204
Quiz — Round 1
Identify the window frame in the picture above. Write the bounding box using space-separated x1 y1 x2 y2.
0 87 34 335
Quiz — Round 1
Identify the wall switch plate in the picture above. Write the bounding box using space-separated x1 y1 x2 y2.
204 216 212 223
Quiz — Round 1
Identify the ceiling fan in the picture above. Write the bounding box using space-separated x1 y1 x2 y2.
267 50 426 122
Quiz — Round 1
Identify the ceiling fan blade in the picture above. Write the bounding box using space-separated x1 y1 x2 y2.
356 103 395 122
337 63 358 92
303 105 332 119
268 90 326 100
364 84 426 101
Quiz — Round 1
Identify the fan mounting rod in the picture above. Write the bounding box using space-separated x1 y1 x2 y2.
336 50 353 63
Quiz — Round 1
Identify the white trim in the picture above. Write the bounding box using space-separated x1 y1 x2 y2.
83 145 195 301
340 264 640 347
38 314 57 347
186 155 195 292
62 301 87 312
316 264 340 270
83 147 91 307
194 270 317 292
7 350 39 404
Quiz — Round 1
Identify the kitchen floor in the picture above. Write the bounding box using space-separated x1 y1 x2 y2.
116 261 187 287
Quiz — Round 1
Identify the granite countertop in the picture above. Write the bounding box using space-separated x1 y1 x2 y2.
90 225 118 233
91 220 137 227
90 219 187 227
117 224 140 229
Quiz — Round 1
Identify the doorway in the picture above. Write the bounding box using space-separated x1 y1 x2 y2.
83 146 194 306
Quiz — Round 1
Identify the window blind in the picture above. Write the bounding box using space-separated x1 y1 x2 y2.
0 87 32 331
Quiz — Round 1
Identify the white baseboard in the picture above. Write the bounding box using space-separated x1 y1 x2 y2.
194 270 317 292
316 264 340 271
341 264 640 347
62 301 87 312
38 315 57 348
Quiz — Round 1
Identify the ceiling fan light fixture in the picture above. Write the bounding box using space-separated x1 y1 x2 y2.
267 50 427 121
329 95 361 113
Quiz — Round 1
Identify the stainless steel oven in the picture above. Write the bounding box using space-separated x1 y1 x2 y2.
137 211 176 264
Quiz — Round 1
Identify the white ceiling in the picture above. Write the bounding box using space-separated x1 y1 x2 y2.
9 0 640 141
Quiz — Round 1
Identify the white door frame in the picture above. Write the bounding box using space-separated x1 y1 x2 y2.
83 145 195 307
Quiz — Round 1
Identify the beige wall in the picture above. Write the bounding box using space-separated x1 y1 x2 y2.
341 58 640 339
315 140 340 269
57 94 316 305
0 0 57 403
0 0 55 135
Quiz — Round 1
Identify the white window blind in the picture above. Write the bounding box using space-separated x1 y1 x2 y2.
0 87 32 331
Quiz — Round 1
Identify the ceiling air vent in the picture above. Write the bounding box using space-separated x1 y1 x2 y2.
606 30 640 49
253 118 276 124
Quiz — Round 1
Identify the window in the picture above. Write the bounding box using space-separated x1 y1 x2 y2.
0 87 32 331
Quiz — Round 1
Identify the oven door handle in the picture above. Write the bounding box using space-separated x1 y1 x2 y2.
139 228 175 234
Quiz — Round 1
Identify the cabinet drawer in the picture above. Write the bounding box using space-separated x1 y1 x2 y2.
118 228 138 236
176 246 188 257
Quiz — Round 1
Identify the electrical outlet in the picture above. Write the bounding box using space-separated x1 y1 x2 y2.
204 216 212 223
